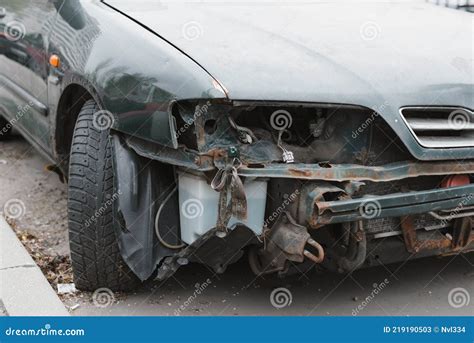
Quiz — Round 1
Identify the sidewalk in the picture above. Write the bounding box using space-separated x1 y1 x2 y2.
0 215 69 316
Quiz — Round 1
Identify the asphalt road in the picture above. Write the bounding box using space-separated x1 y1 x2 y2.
1 134 473 316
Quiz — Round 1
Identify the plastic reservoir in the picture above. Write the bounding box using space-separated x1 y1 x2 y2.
178 172 267 245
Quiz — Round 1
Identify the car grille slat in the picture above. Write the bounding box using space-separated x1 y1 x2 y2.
417 136 474 148
406 118 474 131
400 107 474 148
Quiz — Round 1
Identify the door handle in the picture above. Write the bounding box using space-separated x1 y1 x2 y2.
0 8 6 19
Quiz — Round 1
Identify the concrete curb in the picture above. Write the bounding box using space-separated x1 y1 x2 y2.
0 215 69 316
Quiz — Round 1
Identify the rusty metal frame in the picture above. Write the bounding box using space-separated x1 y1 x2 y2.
238 161 474 182
401 216 473 254
309 184 474 227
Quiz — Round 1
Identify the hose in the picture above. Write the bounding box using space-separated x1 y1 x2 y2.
338 221 366 272
154 187 186 250
228 116 258 142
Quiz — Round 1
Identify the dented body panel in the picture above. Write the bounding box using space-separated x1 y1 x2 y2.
1 0 472 282
105 0 474 160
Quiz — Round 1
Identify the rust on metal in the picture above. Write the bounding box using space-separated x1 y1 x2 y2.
304 238 324 263
401 216 420 253
451 217 473 249
401 216 474 254
288 168 312 177
264 212 325 267
238 161 474 183
401 216 451 253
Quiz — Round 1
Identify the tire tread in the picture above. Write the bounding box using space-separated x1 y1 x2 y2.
68 100 139 292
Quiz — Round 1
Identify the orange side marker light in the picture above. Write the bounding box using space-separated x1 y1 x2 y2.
49 54 60 68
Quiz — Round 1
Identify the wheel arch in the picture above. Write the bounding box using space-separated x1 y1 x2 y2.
54 77 102 173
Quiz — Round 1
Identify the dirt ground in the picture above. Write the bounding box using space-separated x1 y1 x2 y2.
1 134 473 316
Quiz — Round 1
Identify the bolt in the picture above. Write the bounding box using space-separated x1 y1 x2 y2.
177 257 189 266
228 146 239 158
216 231 227 238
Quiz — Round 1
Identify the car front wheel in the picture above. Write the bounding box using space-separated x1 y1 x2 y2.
67 99 140 292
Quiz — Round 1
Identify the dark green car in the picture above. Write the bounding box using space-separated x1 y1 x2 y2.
0 0 472 291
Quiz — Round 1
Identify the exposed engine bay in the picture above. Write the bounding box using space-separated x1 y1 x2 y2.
111 100 474 281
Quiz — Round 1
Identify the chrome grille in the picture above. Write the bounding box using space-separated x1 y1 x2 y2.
400 107 474 148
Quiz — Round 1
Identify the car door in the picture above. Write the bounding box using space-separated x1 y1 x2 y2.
0 0 60 155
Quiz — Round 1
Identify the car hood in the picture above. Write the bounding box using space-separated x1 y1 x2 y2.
105 0 473 111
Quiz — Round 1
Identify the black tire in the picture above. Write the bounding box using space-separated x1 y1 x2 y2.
67 100 140 291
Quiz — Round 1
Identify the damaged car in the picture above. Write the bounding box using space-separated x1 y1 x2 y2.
0 0 472 291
